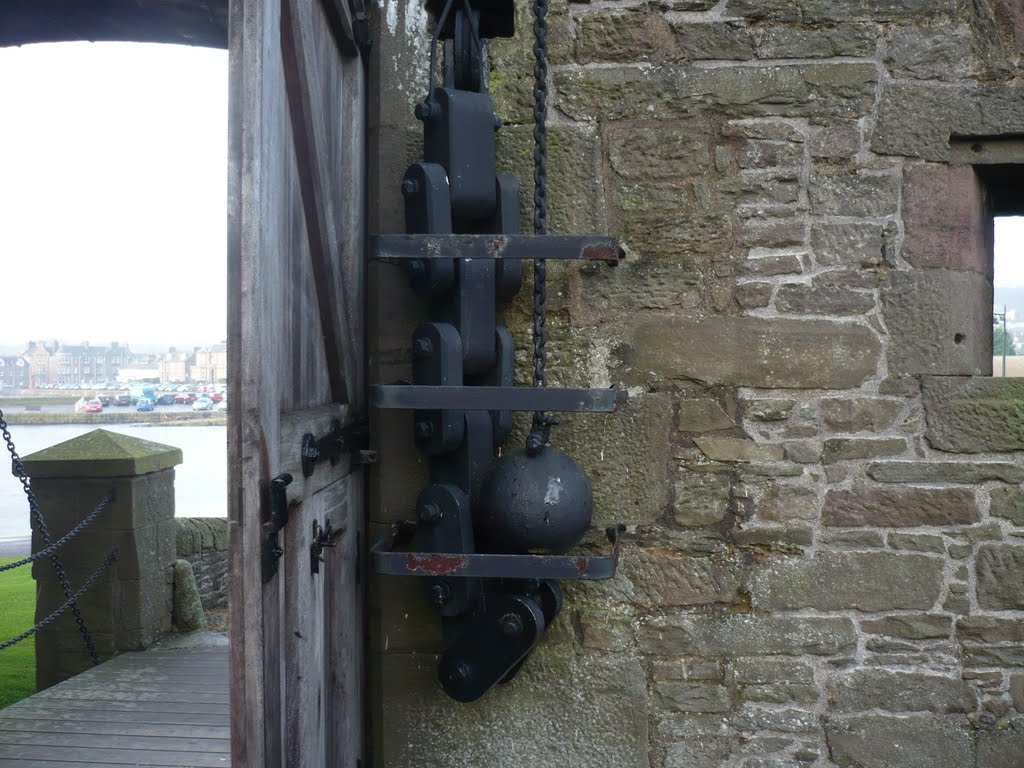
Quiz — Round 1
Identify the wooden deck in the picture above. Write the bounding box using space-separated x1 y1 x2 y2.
0 633 230 767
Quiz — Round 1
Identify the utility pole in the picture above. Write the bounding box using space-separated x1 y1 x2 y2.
994 305 1008 378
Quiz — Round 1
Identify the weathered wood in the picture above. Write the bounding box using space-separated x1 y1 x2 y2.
0 744 230 767
228 0 366 762
0 719 230 740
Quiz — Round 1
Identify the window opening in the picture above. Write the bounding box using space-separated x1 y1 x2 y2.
993 216 1024 377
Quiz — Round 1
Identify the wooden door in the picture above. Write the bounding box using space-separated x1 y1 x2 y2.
227 0 366 766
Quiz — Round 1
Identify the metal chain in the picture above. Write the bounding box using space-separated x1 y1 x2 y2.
0 492 114 573
0 407 102 664
0 548 119 652
527 0 555 456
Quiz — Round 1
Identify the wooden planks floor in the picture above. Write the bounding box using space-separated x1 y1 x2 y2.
0 633 230 767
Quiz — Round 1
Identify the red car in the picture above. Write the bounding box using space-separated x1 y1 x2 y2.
82 400 103 413
210 393 224 403
174 393 197 404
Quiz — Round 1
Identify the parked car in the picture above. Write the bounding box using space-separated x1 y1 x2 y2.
83 399 103 413
192 398 214 412
114 394 131 406
156 394 175 406
215 399 228 411
210 393 224 404
174 393 196 404
136 399 154 412
96 395 111 407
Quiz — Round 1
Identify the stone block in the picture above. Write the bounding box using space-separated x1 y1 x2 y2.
810 221 887 267
872 81 963 161
618 211 733 263
861 614 951 640
809 122 862 159
887 25 972 80
962 644 1024 667
745 399 796 422
736 252 808 277
695 437 784 463
730 706 818 734
550 393 671 527
882 271 992 376
555 63 877 123
674 471 732 526
749 552 943 611
819 529 885 547
730 658 818 705
375 649 649 768
755 484 818 522
735 282 774 309
657 682 732 713
867 461 1024 484
752 23 876 58
736 140 803 171
624 317 880 389
902 164 987 272
976 719 1024 768
921 377 1024 452
637 613 857 656
991 486 1024 524
172 559 206 632
677 399 735 432
824 714 972 768
809 170 900 218
828 670 976 713
823 487 980 527
957 616 1024 644
729 0 956 22
822 437 906 464
576 8 678 64
821 397 902 432
606 120 713 180
976 544 1024 610
774 282 876 316
620 548 747 607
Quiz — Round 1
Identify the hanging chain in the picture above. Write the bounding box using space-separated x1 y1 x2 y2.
0 408 102 664
0 492 114 574
0 548 118 652
527 0 556 456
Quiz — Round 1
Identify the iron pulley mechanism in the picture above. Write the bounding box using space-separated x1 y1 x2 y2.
369 0 626 702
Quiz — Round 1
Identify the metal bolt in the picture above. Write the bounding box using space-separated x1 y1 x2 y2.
401 178 419 198
419 503 442 525
499 612 523 637
492 115 503 131
414 101 437 121
430 582 451 607
444 660 472 686
412 337 433 358
414 419 434 441
405 258 426 279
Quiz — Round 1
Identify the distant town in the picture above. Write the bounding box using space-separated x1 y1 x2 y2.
0 340 226 389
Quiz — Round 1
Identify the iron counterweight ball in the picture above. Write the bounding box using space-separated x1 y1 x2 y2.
476 446 593 554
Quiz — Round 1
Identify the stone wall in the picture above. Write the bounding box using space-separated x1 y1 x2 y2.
369 1 1024 766
175 518 228 609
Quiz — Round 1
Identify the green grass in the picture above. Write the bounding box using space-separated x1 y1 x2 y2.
0 397 78 407
0 557 36 708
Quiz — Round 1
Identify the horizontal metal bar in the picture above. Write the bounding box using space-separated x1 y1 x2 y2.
371 526 623 581
371 385 626 412
370 234 623 263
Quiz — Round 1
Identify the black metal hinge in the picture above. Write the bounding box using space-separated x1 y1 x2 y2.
261 473 293 583
301 419 374 478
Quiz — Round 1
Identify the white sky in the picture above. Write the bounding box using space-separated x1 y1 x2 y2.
0 42 227 352
995 216 1024 287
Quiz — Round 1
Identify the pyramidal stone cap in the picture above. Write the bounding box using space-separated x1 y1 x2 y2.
19 429 184 478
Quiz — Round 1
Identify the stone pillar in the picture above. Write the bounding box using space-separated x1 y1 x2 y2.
21 428 182 690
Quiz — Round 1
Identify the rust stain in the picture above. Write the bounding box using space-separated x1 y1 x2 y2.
405 553 468 576
573 557 589 575
580 244 623 263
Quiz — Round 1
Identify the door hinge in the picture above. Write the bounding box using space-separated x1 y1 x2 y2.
301 419 374 478
261 473 293 583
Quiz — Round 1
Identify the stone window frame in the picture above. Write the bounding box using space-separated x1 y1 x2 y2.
884 140 1023 378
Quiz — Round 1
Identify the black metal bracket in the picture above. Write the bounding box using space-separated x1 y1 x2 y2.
372 384 626 413
261 473 293 583
311 518 341 575
301 419 374 478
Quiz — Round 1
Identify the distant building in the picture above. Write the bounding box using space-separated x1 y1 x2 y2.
20 340 132 387
192 343 227 383
23 340 59 386
116 367 161 384
158 348 190 383
0 356 30 389
53 342 132 387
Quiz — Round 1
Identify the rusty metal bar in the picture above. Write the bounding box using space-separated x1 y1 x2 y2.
371 384 626 412
371 524 623 580
370 234 623 263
